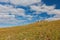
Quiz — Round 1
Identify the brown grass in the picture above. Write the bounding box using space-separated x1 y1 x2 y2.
0 20 60 40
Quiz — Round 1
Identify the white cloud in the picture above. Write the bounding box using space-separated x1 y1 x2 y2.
0 15 15 18
30 4 55 13
45 18 60 21
0 4 25 16
30 4 60 20
0 0 60 27
0 0 9 2
0 0 41 6
10 0 41 5
54 14 60 18
25 15 33 20
30 4 60 14
0 1 60 22
0 18 26 25
49 9 60 14
0 4 35 25
0 4 28 25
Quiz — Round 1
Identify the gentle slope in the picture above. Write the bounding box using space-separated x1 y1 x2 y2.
0 20 60 40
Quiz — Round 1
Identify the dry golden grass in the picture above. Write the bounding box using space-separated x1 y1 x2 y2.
0 20 60 40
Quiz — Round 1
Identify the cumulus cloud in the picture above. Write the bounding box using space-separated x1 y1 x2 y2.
0 0 41 6
0 4 27 25
30 4 55 14
0 17 26 25
30 4 60 20
0 4 25 15
0 0 9 2
0 4 34 26
24 15 33 20
45 18 60 21
49 9 60 14
10 0 41 5
0 0 60 27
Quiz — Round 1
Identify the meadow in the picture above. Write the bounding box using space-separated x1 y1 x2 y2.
0 20 60 40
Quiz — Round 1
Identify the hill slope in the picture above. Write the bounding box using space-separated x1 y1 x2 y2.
0 20 60 40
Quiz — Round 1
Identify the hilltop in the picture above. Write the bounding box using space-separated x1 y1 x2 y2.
0 20 60 40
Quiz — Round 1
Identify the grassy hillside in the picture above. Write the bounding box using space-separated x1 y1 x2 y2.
0 20 60 40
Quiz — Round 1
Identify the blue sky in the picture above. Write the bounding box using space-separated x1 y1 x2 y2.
42 0 60 9
0 0 60 27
